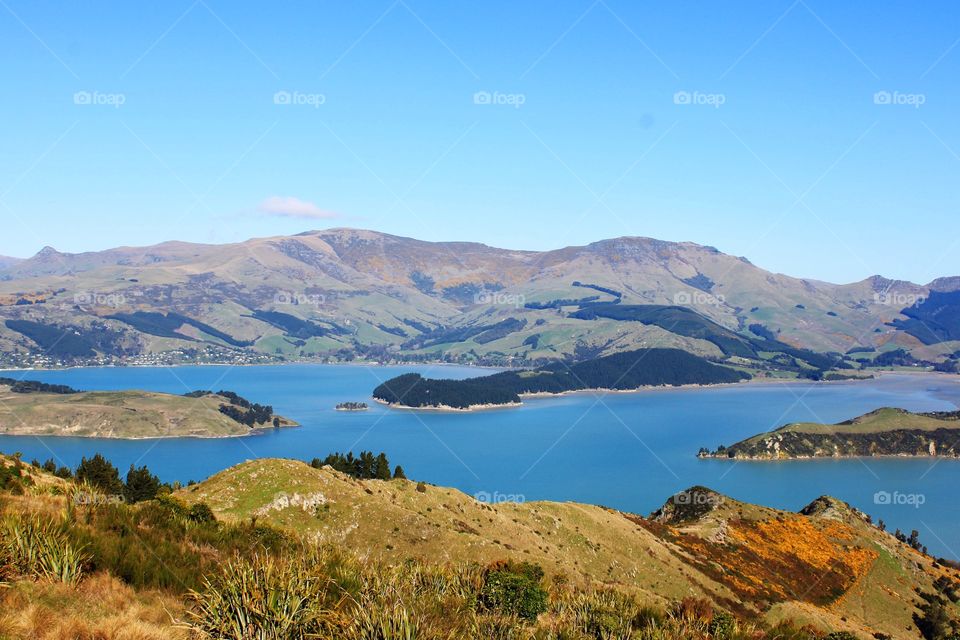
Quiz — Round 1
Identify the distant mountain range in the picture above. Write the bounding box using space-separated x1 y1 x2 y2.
0 228 957 369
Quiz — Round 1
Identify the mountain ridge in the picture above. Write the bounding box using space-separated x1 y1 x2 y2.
1 228 957 368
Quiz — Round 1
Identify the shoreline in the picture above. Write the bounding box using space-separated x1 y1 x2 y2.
374 372 936 412
372 397 523 413
0 422 298 440
700 452 960 462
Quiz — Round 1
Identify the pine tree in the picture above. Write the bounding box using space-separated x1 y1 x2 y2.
124 464 161 503
375 453 392 480
76 453 124 496
393 465 407 480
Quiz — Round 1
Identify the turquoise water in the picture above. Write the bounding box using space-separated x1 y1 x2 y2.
2 365 960 558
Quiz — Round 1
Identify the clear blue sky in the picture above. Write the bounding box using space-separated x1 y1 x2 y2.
0 1 957 284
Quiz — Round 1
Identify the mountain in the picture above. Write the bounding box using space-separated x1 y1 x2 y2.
702 407 960 459
0 256 20 270
0 228 957 369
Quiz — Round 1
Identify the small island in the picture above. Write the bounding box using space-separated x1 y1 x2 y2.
373 348 750 410
335 401 368 411
700 407 960 459
0 379 296 438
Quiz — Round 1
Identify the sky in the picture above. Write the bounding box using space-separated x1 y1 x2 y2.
0 1 957 284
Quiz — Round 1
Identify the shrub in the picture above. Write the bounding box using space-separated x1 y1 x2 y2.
0 515 89 584
479 561 548 621
188 502 216 524
708 611 737 639
188 553 333 639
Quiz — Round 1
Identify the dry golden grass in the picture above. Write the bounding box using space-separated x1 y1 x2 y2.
0 571 187 640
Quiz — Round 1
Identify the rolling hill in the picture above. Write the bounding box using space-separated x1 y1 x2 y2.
702 407 960 459
0 228 957 370
0 379 295 438
173 458 958 639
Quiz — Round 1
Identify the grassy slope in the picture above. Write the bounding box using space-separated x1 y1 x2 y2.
783 407 957 434
0 388 296 438
178 458 957 639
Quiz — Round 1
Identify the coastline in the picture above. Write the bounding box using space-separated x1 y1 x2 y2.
372 397 523 413
372 373 907 412
0 424 297 440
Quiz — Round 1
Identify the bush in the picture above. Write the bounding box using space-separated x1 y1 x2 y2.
0 515 89 584
188 553 333 639
188 502 217 524
479 561 548 621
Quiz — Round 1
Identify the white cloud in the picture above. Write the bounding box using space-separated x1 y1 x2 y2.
257 196 336 219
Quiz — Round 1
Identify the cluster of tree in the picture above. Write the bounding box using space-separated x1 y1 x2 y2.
185 389 276 426
4 319 128 359
893 528 928 554
401 318 526 350
0 377 79 394
873 348 922 367
374 348 750 409
914 576 960 640
524 296 600 310
30 454 168 504
892 290 960 345
571 281 623 299
309 450 405 480
250 310 347 340
108 311 253 347
335 402 368 411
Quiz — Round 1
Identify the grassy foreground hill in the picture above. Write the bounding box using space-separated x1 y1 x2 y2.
2 453 959 639
0 380 295 438
702 407 960 459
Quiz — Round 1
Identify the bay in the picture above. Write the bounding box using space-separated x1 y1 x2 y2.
2 364 959 558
